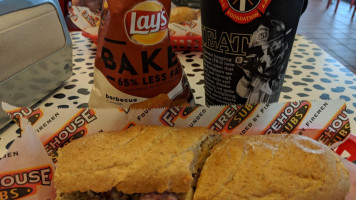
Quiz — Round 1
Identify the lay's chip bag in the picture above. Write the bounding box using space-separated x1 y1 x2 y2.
89 0 195 109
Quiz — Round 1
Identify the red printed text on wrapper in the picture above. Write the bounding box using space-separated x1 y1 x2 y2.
81 10 100 27
317 105 350 146
7 107 43 127
209 104 258 133
0 165 53 200
69 7 78 22
262 101 311 135
43 108 97 163
160 106 199 127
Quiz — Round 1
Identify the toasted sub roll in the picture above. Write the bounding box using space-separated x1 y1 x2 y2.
55 125 222 200
170 7 197 23
193 134 350 200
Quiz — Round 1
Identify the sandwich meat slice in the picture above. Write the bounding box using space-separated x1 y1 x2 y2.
54 125 222 200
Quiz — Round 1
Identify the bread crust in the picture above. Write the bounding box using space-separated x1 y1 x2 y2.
55 125 221 195
193 134 350 200
170 7 197 23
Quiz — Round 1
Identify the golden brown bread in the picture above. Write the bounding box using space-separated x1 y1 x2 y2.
55 125 221 199
193 134 350 200
170 7 197 23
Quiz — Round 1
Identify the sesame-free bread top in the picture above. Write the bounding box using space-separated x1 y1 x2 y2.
55 125 221 195
170 7 197 23
193 134 350 200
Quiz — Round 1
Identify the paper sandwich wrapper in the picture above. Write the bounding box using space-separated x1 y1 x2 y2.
69 6 100 36
0 119 56 200
0 100 352 199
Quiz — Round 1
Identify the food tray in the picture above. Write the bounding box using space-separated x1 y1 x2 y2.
337 134 356 162
82 31 98 44
82 31 202 51
170 35 202 51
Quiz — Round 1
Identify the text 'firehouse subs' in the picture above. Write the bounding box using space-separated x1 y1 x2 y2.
7 108 42 126
160 106 200 127
0 166 52 200
317 106 350 146
209 104 258 133
44 108 97 163
263 101 311 134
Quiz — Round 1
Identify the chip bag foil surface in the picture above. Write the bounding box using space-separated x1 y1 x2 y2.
89 0 195 109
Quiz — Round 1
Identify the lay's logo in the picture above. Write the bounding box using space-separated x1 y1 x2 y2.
125 1 168 45
0 165 53 200
263 101 310 135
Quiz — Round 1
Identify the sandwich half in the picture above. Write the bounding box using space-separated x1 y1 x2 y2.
55 125 222 200
193 134 350 200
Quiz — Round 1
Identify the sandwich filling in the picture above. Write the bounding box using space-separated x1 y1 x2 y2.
58 189 180 200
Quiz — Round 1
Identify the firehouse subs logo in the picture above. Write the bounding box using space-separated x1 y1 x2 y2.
44 108 97 163
220 0 272 24
0 165 53 200
160 106 199 127
263 101 311 135
7 108 43 126
317 107 350 146
209 104 258 132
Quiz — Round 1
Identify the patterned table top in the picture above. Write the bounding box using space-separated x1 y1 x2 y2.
1 32 355 151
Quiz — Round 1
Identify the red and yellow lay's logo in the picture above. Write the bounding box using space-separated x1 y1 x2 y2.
125 1 168 45
0 165 53 200
220 0 272 24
